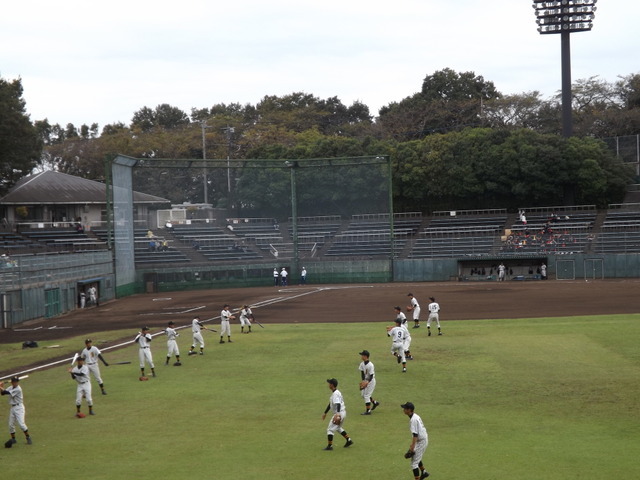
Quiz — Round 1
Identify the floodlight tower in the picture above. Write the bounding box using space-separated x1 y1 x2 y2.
533 0 597 137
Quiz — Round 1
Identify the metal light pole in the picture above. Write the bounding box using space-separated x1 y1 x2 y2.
533 0 597 138
200 122 212 205
286 161 299 278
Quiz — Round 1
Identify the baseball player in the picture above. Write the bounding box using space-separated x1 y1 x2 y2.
400 402 430 480
321 378 353 450
188 316 206 355
134 326 156 378
81 338 109 395
165 321 181 365
395 306 413 360
0 376 32 445
498 262 506 281
219 304 235 344
280 267 288 286
426 297 442 336
407 293 421 328
358 350 379 415
69 355 94 417
273 267 279 286
239 305 253 334
388 318 408 373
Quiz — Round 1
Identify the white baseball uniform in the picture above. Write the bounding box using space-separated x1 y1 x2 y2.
326 388 347 435
498 263 506 281
191 318 205 348
410 296 420 321
427 301 440 328
408 412 429 470
71 364 93 407
220 308 233 337
135 332 154 369
166 326 180 357
239 307 253 328
398 311 412 352
358 360 377 403
82 345 104 385
388 325 408 362
3 384 28 434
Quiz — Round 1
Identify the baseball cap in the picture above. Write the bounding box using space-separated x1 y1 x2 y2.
142 326 150 331
326 378 338 387
10 376 20 383
400 402 415 410
395 318 402 323
359 350 370 357
407 293 413 296
168 321 174 325
429 296 435 301
394 306 402 310
85 338 92 343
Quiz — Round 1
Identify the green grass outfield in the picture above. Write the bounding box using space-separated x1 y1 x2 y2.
1 315 639 480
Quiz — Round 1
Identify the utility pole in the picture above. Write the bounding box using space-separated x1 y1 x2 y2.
200 122 211 205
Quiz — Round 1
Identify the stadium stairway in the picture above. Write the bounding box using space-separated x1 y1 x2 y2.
586 211 607 254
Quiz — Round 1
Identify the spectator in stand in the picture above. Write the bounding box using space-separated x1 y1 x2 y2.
518 209 527 225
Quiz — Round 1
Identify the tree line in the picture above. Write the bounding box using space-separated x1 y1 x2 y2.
1 69 638 213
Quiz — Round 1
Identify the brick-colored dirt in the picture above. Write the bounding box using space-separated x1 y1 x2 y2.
4 279 639 346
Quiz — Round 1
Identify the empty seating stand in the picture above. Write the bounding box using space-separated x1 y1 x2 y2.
325 213 419 258
171 224 261 262
19 227 106 251
593 208 640 253
409 211 505 258
0 231 41 251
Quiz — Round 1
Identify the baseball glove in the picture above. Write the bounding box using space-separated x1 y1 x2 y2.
404 449 415 459
406 305 413 312
331 414 342 425
4 439 12 449
139 376 149 381
359 381 368 390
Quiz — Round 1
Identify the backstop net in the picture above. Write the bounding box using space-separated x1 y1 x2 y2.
110 155 392 292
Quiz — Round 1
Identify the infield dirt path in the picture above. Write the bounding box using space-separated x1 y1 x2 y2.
4 278 639 346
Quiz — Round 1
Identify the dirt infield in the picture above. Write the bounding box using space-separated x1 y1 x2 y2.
3 278 639 346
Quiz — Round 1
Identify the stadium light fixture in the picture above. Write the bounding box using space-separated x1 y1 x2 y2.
532 0 597 137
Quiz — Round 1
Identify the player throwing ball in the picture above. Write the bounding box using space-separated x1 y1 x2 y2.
188 316 206 355
220 304 235 344
321 378 353 450
358 350 379 415
0 376 32 445
82 338 109 395
134 326 156 379
239 305 253 334
165 321 181 365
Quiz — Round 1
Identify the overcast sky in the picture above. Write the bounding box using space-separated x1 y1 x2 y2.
2 0 638 130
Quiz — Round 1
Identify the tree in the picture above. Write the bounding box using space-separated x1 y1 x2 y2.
378 69 500 140
0 77 41 195
131 104 190 132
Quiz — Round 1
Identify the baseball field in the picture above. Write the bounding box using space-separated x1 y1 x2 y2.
0 279 639 480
